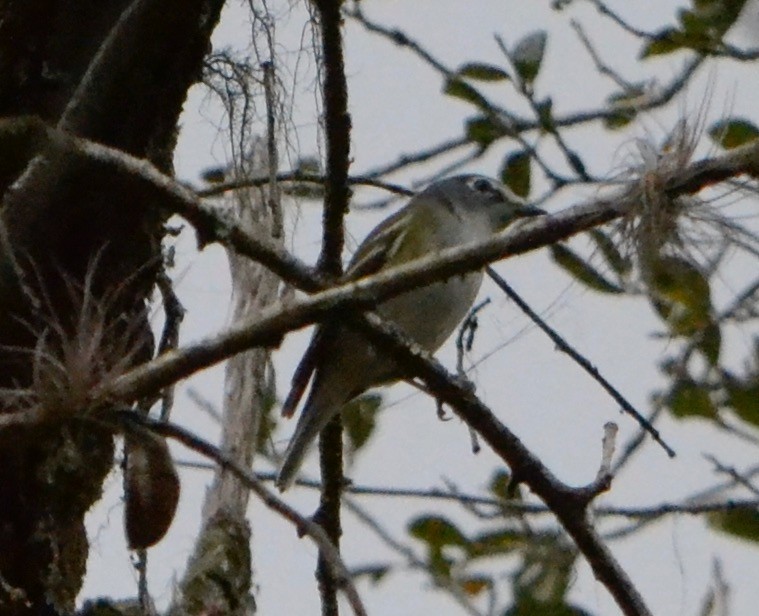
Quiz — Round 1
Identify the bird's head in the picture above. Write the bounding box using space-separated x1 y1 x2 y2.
428 174 545 232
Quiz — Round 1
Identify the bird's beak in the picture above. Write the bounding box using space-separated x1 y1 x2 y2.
517 204 547 218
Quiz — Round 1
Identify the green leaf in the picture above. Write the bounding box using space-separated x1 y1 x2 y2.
408 515 468 548
708 118 759 149
604 87 645 129
679 9 706 34
667 378 715 419
685 0 749 37
588 230 631 278
468 529 524 558
506 597 594 616
511 30 547 84
535 97 555 132
513 538 577 605
642 1 748 59
341 393 383 455
457 62 510 82
350 564 391 584
709 509 759 544
696 321 722 366
648 256 712 336
465 115 506 149
641 28 685 57
409 515 467 579
724 370 759 426
285 157 325 199
444 78 489 109
550 244 624 294
488 469 514 499
295 156 320 174
500 150 532 198
604 108 637 130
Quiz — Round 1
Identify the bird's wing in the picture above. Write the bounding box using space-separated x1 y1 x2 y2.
345 208 411 280
281 201 432 417
282 209 412 416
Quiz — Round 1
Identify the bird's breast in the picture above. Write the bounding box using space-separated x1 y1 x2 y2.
377 270 484 352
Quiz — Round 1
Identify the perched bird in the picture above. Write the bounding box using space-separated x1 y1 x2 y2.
276 174 544 490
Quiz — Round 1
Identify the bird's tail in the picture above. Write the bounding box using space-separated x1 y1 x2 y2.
275 376 345 491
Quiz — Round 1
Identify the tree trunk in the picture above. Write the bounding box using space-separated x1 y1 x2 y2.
0 1 225 613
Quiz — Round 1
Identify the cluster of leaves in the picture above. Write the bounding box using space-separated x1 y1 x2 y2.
354 471 590 614
607 0 753 130
642 0 751 57
550 130 759 548
548 127 759 546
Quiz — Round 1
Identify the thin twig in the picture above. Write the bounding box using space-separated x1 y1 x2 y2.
705 454 759 498
133 550 155 615
262 60 284 239
495 34 592 183
485 266 675 458
156 266 184 421
349 7 707 135
360 135 471 179
344 499 486 616
571 19 638 91
585 0 656 40
350 311 653 616
197 171 412 199
610 405 665 475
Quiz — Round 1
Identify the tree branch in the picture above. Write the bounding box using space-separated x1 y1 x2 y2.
116 411 367 616
312 1 353 611
485 267 674 457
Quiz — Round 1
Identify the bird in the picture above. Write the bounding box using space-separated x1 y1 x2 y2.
276 174 544 490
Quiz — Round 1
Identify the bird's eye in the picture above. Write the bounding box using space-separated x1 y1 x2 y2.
470 178 495 194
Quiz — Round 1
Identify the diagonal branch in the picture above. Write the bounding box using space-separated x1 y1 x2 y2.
348 312 652 616
485 267 674 457
100 200 622 404
115 410 367 616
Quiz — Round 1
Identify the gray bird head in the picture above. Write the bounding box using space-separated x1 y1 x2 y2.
424 174 545 232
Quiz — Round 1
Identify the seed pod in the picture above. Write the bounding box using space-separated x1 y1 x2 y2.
123 431 180 550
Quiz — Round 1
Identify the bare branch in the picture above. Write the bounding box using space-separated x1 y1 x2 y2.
485 267 674 456
312 2 354 611
348 313 652 616
348 7 708 136
315 0 351 276
197 172 413 199
705 455 759 498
